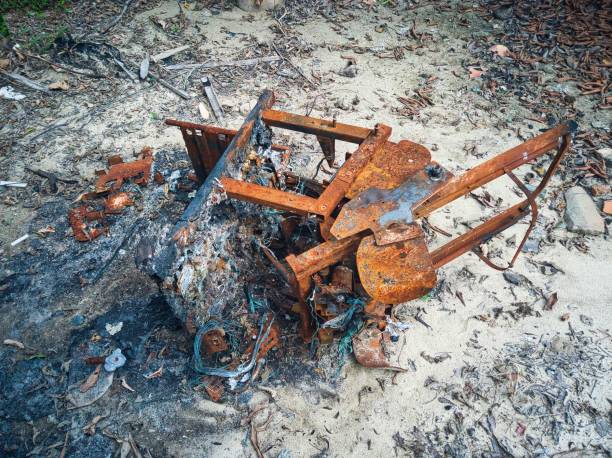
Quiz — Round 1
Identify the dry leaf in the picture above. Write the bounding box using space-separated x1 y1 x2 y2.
37 226 55 237
144 365 163 379
80 364 102 392
3 339 25 349
0 58 10 70
468 67 485 78
603 200 612 215
121 377 136 392
489 44 511 57
560 313 570 321
49 80 69 90
544 292 558 311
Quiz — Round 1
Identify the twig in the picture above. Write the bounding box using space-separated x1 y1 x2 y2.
270 42 316 88
151 45 189 63
17 49 99 78
99 0 135 34
164 56 281 71
25 167 78 193
1 71 50 93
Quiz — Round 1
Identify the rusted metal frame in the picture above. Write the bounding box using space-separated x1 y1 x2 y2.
413 123 572 219
220 177 322 215
430 201 531 269
285 235 362 282
430 132 573 269
178 127 208 182
315 124 392 217
174 90 276 226
317 135 336 166
219 125 391 218
261 109 372 143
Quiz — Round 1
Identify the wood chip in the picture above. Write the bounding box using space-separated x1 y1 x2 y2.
3 339 25 349
151 45 189 63
48 80 69 90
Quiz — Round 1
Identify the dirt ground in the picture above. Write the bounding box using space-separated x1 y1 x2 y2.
1 1 611 457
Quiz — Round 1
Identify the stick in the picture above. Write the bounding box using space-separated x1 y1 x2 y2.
26 167 78 193
163 55 281 71
270 42 316 87
149 71 190 99
151 45 189 63
18 49 99 78
1 71 50 93
99 0 135 34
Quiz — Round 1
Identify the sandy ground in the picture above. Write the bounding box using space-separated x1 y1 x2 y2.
1 1 611 457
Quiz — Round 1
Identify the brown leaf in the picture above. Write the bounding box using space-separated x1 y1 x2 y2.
489 44 511 57
603 200 612 215
144 365 163 379
80 364 102 392
544 292 558 311
0 58 10 70
560 313 570 321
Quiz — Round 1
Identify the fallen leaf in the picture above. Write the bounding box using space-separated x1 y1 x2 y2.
80 364 102 393
3 339 25 349
603 200 612 215
48 80 69 90
515 422 526 436
544 292 558 311
489 44 511 57
0 58 10 70
121 377 136 392
144 365 163 379
468 67 485 78
560 313 570 321
36 226 55 237
68 370 114 408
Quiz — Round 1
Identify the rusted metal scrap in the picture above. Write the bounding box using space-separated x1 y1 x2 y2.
68 147 152 242
164 90 575 373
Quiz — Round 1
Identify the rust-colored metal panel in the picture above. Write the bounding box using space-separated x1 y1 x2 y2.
262 109 371 143
346 140 431 199
356 233 437 304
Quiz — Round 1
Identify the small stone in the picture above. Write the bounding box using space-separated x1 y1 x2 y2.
503 271 527 285
334 98 350 111
597 147 612 166
338 63 358 78
198 102 210 121
564 186 605 235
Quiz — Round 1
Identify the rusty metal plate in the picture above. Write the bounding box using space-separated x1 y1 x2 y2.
356 234 437 304
331 162 452 240
352 327 405 371
346 140 431 199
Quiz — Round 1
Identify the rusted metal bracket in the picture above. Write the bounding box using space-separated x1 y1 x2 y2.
167 91 575 346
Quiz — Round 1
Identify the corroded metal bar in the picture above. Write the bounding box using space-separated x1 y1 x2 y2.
220 177 321 215
430 201 531 269
413 123 573 219
262 109 372 143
